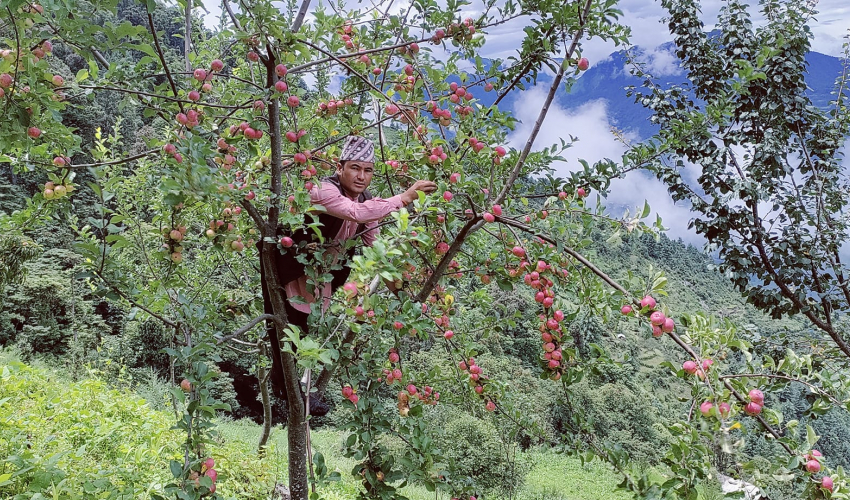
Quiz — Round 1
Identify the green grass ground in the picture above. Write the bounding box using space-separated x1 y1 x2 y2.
1 351 634 499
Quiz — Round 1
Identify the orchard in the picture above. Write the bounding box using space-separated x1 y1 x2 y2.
1 0 849 499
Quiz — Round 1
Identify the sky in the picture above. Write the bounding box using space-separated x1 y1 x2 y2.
199 0 848 245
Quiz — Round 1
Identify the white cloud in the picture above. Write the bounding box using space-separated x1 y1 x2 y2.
506 87 703 244
635 45 682 77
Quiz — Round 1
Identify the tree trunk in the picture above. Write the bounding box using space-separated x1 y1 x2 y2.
259 238 309 500
258 343 272 452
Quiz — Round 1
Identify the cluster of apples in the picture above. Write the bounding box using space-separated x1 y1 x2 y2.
441 18 478 43
42 180 74 200
457 357 495 411
162 142 184 164
316 97 355 116
381 348 404 385
341 384 359 405
427 290 454 330
187 457 218 494
621 295 675 338
424 101 453 126
391 67 418 93
161 224 188 263
801 450 835 492
205 205 250 252
213 137 239 170
397 384 439 416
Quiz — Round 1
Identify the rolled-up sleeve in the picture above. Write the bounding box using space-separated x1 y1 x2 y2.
312 183 404 224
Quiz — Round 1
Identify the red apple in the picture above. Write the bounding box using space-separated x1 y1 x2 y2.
287 95 300 107
699 401 713 416
662 317 675 333
444 330 454 339
180 379 192 392
577 58 589 71
27 127 41 139
822 476 833 492
211 59 224 72
621 305 632 315
718 402 731 417
494 146 506 157
483 212 495 223
748 389 764 405
280 236 293 248
247 51 259 62
485 400 496 412
442 191 453 202
188 90 200 101
640 295 656 309
650 311 666 326
275 64 288 76
744 402 762 416
193 68 207 81
682 360 697 374
51 75 64 86
806 460 821 473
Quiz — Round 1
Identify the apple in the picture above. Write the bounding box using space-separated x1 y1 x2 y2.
621 305 632 315
287 95 300 107
193 68 207 81
180 379 192 392
211 59 224 72
349 393 359 404
649 311 665 326
483 212 495 223
388 352 400 363
204 458 214 469
274 80 289 93
554 310 564 321
444 330 454 339
343 281 358 298
748 389 764 405
511 246 526 258
494 146 506 157
442 191 453 202
822 476 833 492
247 51 259 62
662 317 675 333
342 386 354 398
51 75 64 86
806 460 821 473
392 368 402 379
577 187 587 197
245 191 255 200
701 359 713 371
385 103 399 115
53 156 66 166
286 131 298 142
744 402 762 416
188 90 200 101
640 295 656 309
0 73 11 88
206 469 217 482
280 236 293 247
577 57 589 71
393 321 404 330
484 82 493 91
449 172 460 183
27 127 41 139
682 360 697 374
699 401 713 417
485 400 496 412
275 64 288 76
718 402 731 417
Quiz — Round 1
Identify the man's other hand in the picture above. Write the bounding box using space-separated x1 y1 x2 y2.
401 180 438 205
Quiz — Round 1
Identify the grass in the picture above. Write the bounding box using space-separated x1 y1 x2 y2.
1 350 636 499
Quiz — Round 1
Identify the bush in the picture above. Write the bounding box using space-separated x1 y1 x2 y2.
438 414 531 495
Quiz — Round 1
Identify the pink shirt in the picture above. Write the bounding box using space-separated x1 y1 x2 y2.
285 180 404 313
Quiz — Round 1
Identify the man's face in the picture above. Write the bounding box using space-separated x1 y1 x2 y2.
337 161 374 197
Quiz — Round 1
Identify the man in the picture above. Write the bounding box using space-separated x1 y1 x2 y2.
263 135 436 415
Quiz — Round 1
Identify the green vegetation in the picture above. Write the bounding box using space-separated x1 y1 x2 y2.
0 351 634 499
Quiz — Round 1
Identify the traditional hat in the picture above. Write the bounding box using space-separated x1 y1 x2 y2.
340 135 375 163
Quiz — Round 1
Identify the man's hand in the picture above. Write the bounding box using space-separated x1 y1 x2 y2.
401 180 438 206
